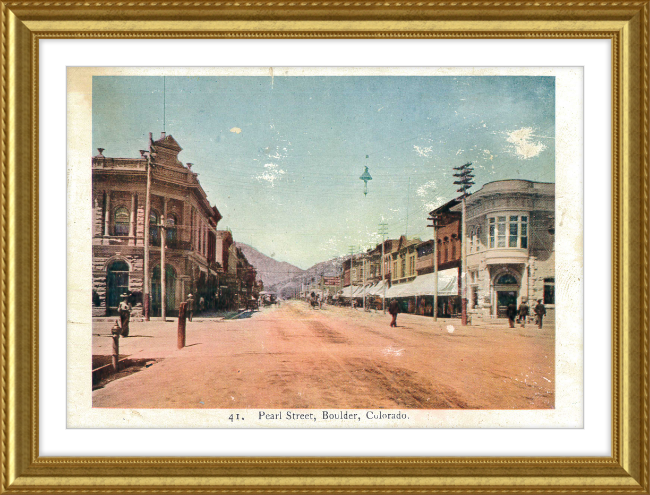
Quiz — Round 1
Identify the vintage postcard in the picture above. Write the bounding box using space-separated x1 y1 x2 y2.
67 67 583 428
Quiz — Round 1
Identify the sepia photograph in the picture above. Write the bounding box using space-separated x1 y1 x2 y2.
76 67 578 428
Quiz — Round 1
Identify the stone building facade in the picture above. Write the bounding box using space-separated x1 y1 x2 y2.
451 180 555 320
92 132 222 317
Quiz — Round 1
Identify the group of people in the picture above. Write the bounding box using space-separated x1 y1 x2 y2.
385 297 547 329
184 293 207 321
310 292 324 309
506 299 547 329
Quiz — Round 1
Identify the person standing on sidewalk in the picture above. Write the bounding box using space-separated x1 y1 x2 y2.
506 301 518 328
118 293 132 337
389 299 400 327
534 299 546 329
186 293 195 322
518 299 530 328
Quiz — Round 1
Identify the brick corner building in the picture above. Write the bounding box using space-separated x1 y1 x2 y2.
92 132 222 317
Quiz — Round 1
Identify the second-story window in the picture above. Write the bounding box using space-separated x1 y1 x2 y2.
400 257 406 278
114 207 129 236
166 214 178 245
488 215 528 249
149 210 160 245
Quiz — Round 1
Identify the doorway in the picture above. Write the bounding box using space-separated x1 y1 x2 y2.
496 290 518 318
106 260 129 316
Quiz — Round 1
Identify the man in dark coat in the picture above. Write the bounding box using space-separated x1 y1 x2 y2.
506 301 518 328
186 293 195 322
506 301 517 328
388 299 400 327
534 299 546 329
518 299 530 328
117 293 132 337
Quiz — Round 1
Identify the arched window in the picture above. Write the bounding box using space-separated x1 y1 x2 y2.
451 235 457 259
444 237 449 262
496 273 518 285
113 207 129 236
166 214 178 246
149 210 160 245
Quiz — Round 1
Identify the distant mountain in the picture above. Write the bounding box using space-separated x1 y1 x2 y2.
267 255 347 299
233 242 305 288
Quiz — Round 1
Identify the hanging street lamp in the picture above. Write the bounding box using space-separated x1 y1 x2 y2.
359 165 372 197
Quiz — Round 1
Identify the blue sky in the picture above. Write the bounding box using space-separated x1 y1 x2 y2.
93 75 555 269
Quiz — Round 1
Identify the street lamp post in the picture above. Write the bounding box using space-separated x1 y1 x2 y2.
142 149 153 321
160 198 168 321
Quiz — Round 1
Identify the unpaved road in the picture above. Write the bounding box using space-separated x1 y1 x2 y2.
92 301 554 409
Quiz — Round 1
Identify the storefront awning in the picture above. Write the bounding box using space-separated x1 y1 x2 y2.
339 285 361 298
384 269 459 298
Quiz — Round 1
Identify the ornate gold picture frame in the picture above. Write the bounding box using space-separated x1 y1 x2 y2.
2 2 648 492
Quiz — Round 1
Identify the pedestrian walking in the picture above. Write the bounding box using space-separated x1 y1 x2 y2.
534 299 546 329
389 299 400 327
199 296 205 313
186 293 195 322
506 301 518 328
117 293 132 337
518 299 530 328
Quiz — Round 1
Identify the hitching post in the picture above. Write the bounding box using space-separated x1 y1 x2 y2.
111 320 121 372
178 302 187 349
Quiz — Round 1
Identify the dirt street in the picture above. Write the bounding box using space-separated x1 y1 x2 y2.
92 301 554 409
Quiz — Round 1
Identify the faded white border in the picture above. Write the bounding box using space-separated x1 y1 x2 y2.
44 38 608 456
68 65 580 430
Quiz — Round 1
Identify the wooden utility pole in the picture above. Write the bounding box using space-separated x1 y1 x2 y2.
427 215 440 321
160 199 168 321
453 162 474 326
143 149 152 320
378 222 388 314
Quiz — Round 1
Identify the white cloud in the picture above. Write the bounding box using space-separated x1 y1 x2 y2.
229 127 242 134
416 180 436 198
456 149 464 156
423 196 447 212
255 163 286 187
417 181 445 213
505 127 546 159
413 145 433 157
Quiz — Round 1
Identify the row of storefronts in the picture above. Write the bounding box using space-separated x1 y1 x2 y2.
92 133 260 317
334 179 555 321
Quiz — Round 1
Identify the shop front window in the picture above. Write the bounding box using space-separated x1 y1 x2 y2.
544 277 555 304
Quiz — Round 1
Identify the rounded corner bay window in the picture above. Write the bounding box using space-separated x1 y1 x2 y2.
488 214 528 249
